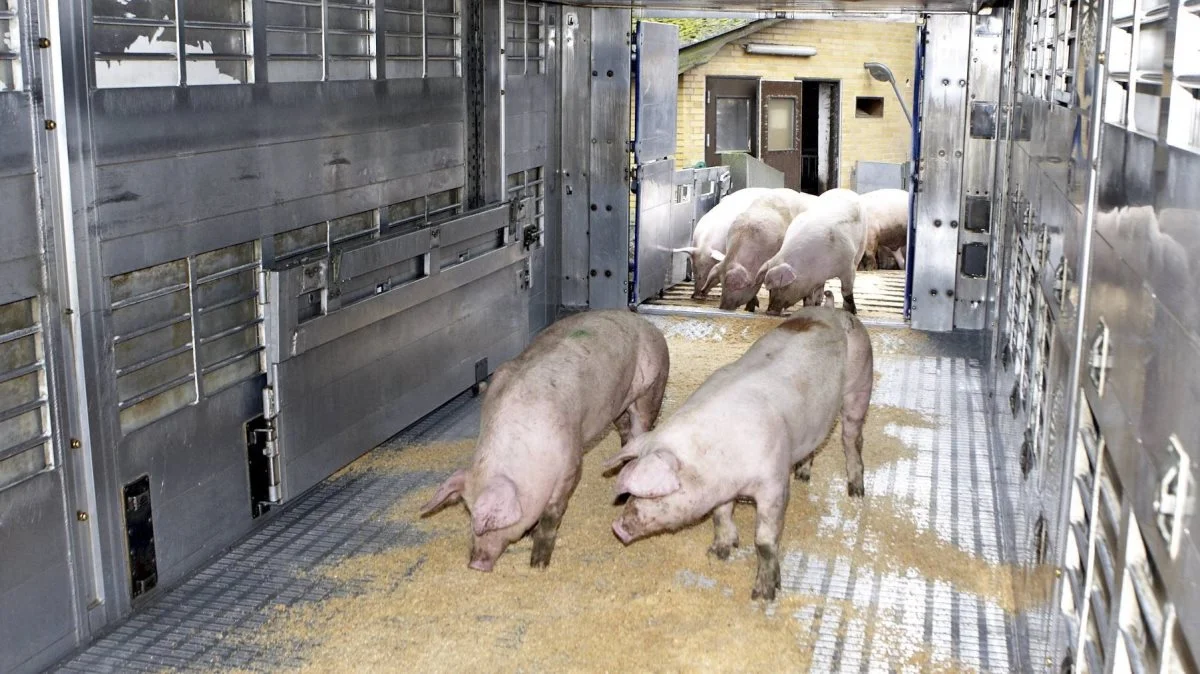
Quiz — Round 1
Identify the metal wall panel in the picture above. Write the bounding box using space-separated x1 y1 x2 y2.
633 21 677 164
559 7 591 310
955 13 1004 329
632 159 675 303
0 1 89 668
911 13 970 332
32 0 549 658
630 19 678 305
586 8 632 309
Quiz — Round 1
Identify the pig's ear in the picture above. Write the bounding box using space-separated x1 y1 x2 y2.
601 435 649 475
763 263 797 290
471 476 522 535
419 469 467 516
709 249 726 262
724 263 751 290
672 246 698 256
615 451 680 499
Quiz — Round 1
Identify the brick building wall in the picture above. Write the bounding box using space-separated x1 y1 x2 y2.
674 20 918 188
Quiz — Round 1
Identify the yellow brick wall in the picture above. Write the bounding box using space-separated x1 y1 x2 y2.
674 20 917 189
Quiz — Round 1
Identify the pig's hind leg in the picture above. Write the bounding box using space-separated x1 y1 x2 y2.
751 482 789 601
793 456 813 482
617 367 668 444
839 316 874 497
707 501 740 560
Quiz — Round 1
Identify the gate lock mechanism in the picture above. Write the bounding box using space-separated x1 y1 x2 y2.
1154 435 1191 559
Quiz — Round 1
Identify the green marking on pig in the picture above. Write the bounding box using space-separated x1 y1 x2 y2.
568 329 592 338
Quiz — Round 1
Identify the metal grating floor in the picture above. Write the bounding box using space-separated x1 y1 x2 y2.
52 319 1030 673
643 270 908 322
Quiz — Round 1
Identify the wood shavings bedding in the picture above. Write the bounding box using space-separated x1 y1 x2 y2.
212 318 1013 673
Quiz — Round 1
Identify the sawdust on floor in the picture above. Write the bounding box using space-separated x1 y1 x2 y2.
227 318 1011 673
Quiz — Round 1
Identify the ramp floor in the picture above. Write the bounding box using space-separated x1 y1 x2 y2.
53 314 1037 673
643 270 907 323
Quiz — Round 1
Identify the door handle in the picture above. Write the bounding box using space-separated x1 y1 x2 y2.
1154 435 1191 559
1087 319 1111 396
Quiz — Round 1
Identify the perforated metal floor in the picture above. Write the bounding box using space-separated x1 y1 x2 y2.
644 270 908 322
52 322 1031 673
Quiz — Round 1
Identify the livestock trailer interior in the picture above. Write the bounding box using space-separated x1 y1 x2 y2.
1 0 1197 668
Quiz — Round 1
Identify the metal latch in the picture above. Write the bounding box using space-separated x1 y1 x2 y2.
258 387 282 504
1087 319 1111 397
1154 435 1191 558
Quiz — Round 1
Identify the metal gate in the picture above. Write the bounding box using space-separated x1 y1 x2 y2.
630 20 678 305
262 204 533 501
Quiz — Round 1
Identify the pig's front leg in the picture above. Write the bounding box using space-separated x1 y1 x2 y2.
707 501 739 560
530 509 563 568
751 483 789 601
744 296 759 313
532 467 580 568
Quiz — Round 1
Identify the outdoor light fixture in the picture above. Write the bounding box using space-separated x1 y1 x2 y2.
864 61 913 128
743 44 817 57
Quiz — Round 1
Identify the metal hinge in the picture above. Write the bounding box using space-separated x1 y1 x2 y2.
253 393 282 505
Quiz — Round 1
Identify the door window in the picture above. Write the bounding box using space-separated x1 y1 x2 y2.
715 97 752 152
766 97 797 151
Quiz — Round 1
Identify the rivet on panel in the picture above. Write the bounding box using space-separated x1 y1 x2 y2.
70 438 82 449
45 120 57 130
950 220 959 228
942 78 950 85
38 37 50 48
930 289 938 296
77 511 89 522
933 219 943 227
946 290 955 298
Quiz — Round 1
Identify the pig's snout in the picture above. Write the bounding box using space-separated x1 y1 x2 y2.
612 520 635 545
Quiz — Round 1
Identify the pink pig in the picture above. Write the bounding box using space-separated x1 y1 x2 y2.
603 307 873 600
420 310 669 572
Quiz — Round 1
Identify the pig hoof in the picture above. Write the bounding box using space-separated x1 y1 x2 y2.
751 583 777 601
707 543 736 561
847 481 865 497
793 466 811 482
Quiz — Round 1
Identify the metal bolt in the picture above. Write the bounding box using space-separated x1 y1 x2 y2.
70 438 82 449
942 78 950 85
950 220 959 228
1055 568 1063 578
946 290 955 298
930 289 938 296
77 511 89 522
955 150 963 158
38 37 50 48
44 120 57 130
934 219 943 227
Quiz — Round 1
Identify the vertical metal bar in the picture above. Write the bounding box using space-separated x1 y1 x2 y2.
421 0 427 77
321 0 329 80
185 257 202 401
498 0 506 185
252 0 269 82
175 0 187 85
374 0 385 77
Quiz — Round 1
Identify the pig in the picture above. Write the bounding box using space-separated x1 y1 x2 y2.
859 189 910 271
673 187 770 299
675 188 818 300
757 190 865 315
704 192 796 312
603 307 874 600
420 310 669 572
